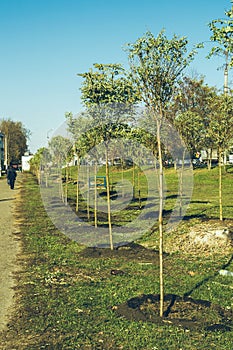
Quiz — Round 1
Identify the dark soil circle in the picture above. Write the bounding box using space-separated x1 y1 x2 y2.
79 242 168 262
114 293 233 332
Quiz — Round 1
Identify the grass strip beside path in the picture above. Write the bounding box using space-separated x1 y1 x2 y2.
0 172 232 350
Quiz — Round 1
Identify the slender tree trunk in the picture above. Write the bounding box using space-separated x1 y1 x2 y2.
37 168 41 185
219 51 228 220
121 160 124 197
138 161 141 209
87 165 90 220
105 146 113 250
179 150 185 217
219 148 223 221
58 163 61 199
65 163 68 206
60 167 64 203
94 162 98 228
132 162 135 199
224 51 229 96
207 148 212 171
76 155 79 212
110 157 114 192
45 164 48 188
156 117 164 318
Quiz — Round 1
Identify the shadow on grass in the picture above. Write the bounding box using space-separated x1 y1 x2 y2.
190 200 210 204
115 254 233 332
183 254 233 299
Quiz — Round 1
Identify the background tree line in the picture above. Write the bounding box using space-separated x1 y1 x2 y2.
0 118 29 166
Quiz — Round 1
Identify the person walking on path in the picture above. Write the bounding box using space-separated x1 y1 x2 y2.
7 165 17 190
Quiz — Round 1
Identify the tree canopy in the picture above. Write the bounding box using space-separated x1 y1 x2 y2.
208 4 233 66
0 118 29 165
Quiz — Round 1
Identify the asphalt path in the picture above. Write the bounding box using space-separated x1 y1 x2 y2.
0 175 20 331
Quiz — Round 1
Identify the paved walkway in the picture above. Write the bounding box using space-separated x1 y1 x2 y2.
0 175 20 331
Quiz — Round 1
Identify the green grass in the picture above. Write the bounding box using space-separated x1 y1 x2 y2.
64 165 233 227
1 169 233 349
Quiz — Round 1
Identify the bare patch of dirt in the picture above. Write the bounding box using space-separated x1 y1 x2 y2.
165 219 233 255
79 242 169 262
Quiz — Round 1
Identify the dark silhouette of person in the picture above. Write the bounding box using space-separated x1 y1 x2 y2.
7 165 17 190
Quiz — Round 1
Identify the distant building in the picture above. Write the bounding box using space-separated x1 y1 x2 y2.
200 149 218 162
21 153 33 171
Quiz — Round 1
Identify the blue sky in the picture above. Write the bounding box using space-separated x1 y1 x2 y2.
0 0 232 153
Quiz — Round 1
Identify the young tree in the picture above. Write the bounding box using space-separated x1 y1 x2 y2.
78 63 137 249
127 30 199 316
208 3 233 94
129 126 156 207
48 135 73 204
49 135 72 167
65 112 93 212
208 3 233 219
207 94 233 220
29 147 48 184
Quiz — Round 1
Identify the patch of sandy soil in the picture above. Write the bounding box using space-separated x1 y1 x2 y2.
164 219 233 256
0 175 21 332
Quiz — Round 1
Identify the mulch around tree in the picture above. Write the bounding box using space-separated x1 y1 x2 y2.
80 242 232 332
79 242 168 261
114 293 233 332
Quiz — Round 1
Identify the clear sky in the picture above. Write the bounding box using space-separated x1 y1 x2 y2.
0 0 232 153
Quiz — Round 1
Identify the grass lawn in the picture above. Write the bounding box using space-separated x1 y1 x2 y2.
0 167 232 349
